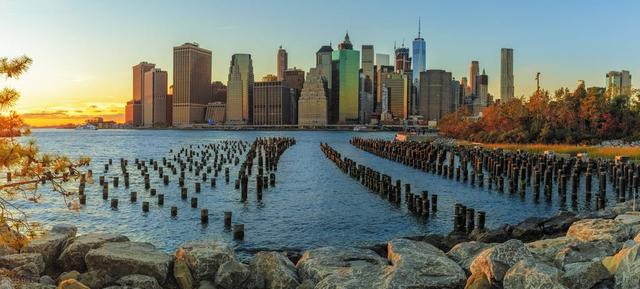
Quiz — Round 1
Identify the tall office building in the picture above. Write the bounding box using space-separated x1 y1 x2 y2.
359 72 374 124
226 54 254 123
469 61 480 95
226 65 244 123
252 81 293 125
376 65 395 113
606 70 632 96
412 18 427 116
298 68 328 126
331 33 360 124
125 101 134 125
283 69 305 92
381 72 409 119
362 45 375 94
132 61 155 126
394 43 411 73
376 54 390 66
473 70 489 115
173 43 212 125
142 68 168 127
500 48 514 100
451 78 462 112
210 81 227 103
460 77 470 97
276 46 288 81
419 69 453 122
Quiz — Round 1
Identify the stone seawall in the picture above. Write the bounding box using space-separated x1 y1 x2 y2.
2 201 640 289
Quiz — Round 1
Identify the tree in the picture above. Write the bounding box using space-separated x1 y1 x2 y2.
0 56 89 249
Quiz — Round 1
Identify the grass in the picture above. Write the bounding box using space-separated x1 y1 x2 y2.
472 143 640 161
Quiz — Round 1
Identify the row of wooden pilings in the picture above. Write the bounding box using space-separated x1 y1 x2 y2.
350 137 640 210
83 140 251 240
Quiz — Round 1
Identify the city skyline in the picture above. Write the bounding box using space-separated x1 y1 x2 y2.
2 0 639 126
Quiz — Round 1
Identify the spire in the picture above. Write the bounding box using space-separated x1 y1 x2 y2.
418 17 421 38
344 31 350 44
394 41 397 50
482 69 486 75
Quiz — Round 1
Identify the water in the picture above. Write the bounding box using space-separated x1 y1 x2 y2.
13 129 608 255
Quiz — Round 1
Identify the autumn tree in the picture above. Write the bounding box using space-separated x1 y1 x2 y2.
0 56 89 249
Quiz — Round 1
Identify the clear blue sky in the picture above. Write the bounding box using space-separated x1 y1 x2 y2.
1 0 638 124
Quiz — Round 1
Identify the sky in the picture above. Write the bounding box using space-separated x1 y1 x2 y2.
1 0 639 126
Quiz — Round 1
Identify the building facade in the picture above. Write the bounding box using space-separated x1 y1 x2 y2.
419 69 453 122
298 68 328 126
210 81 227 103
143 68 168 127
500 48 514 101
469 61 480 96
172 43 212 125
331 33 360 124
277 46 288 81
132 61 155 126
606 70 632 96
394 44 411 73
376 54 390 66
205 101 225 124
226 65 244 124
412 21 427 116
381 72 409 120
252 81 293 125
226 54 254 123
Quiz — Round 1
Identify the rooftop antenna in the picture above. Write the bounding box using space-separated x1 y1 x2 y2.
394 41 397 50
418 17 421 38
536 72 541 92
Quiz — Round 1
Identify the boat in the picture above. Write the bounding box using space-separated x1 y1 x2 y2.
75 124 97 130
353 125 371 132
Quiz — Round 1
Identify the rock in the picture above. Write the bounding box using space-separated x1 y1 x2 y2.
296 280 315 289
197 280 216 289
469 239 533 284
0 245 17 257
526 237 575 264
312 263 386 289
0 221 26 251
215 260 250 289
22 225 76 271
0 253 45 274
447 241 492 272
78 270 115 289
566 219 631 243
541 211 578 236
602 240 638 275
58 232 129 272
613 242 640 289
85 241 171 284
463 273 492 289
22 283 56 289
553 240 621 268
116 274 162 289
560 261 609 289
616 212 640 236
296 246 387 285
57 279 90 289
511 217 545 242
0 278 12 289
57 271 80 283
470 224 513 243
503 259 567 289
174 259 193 289
385 238 466 289
249 251 299 289
180 240 234 281
13 262 41 280
39 275 55 285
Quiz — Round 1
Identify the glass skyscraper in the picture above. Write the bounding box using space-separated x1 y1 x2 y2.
412 18 426 115
332 33 360 124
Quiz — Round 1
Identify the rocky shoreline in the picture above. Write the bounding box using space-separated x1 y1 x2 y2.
2 201 640 289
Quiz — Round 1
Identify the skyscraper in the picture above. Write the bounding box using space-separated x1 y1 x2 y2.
252 80 293 125
419 69 453 122
376 54 390 66
332 33 360 124
362 45 374 94
277 46 288 81
606 70 632 96
381 72 409 120
226 54 254 123
500 48 514 101
132 61 155 126
376 65 395 113
210 81 227 103
298 68 328 126
173 43 212 125
394 43 411 73
412 18 427 116
226 65 244 123
473 70 489 115
469 61 480 95
142 68 168 127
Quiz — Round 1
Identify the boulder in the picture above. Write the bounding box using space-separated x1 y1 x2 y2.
39 275 55 285
566 219 631 243
0 278 12 289
468 239 533 284
57 270 80 283
511 217 545 241
174 259 193 289
470 224 513 243
447 241 492 272
613 242 640 289
463 273 492 289
180 240 234 281
22 225 76 271
312 263 386 289
84 241 172 284
526 237 575 264
560 261 609 289
13 262 41 280
116 274 162 289
197 280 216 289
215 260 250 289
0 253 45 274
615 212 640 236
0 245 17 257
503 259 567 289
602 240 638 275
296 246 387 285
78 270 115 289
58 232 129 272
24 283 56 289
249 251 299 289
553 240 621 268
385 238 466 289
541 211 578 236
0 221 26 251
57 279 90 289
